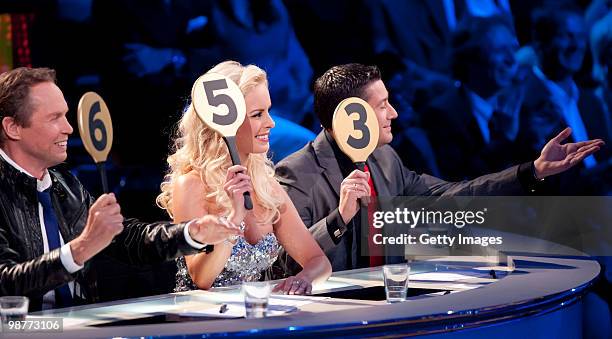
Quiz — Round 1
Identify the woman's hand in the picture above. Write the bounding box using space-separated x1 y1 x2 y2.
223 165 253 223
272 275 312 295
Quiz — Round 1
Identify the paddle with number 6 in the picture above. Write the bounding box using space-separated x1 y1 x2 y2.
191 73 253 210
77 92 113 193
332 97 379 206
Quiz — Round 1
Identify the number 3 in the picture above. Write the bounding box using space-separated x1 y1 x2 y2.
345 102 370 149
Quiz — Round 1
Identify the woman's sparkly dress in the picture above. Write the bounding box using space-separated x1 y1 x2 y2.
175 233 281 291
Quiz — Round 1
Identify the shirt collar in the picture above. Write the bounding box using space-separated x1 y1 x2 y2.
0 148 52 191
468 90 496 122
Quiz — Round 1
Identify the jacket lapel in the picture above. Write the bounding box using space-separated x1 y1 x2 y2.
312 131 344 198
0 158 45 258
367 154 391 197
313 131 394 198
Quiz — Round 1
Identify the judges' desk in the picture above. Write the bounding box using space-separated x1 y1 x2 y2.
27 232 600 339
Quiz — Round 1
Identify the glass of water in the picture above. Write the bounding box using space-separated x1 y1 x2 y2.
242 281 271 318
383 264 410 303
0 296 29 326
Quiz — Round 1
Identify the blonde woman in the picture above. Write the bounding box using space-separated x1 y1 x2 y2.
157 61 331 294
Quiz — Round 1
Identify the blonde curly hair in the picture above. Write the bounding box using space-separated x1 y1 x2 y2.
156 61 282 224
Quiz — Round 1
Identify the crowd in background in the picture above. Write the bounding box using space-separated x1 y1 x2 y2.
2 0 610 200
1 0 610 300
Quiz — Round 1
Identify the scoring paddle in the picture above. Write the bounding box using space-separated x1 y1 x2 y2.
77 92 113 193
332 97 379 171
332 97 379 206
191 72 253 210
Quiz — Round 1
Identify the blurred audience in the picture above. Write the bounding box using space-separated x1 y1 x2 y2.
517 5 611 194
195 0 317 157
587 11 612 187
423 16 522 181
93 0 315 165
586 0 612 30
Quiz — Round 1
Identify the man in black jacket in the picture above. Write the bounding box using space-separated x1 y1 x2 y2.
0 67 241 311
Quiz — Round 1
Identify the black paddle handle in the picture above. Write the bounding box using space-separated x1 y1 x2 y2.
96 161 109 194
223 136 253 210
354 161 369 207
355 162 366 172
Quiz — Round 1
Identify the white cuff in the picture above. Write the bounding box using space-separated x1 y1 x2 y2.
184 220 207 249
60 244 84 274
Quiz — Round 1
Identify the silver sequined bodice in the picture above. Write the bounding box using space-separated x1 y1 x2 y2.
175 233 281 291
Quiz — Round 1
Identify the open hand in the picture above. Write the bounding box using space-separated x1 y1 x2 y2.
188 215 243 245
534 127 605 179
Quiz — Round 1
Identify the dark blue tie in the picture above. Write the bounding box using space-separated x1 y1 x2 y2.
37 189 73 308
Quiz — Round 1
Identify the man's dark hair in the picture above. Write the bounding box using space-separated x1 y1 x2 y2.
0 67 57 145
531 5 583 45
451 15 515 82
313 63 381 130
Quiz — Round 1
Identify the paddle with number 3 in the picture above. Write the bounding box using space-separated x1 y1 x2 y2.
77 92 113 193
332 97 379 206
191 73 253 210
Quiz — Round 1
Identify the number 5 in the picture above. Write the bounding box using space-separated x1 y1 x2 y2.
202 79 238 126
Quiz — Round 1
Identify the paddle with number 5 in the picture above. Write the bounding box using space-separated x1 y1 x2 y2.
191 73 253 210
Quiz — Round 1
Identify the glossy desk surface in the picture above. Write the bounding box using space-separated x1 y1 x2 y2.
24 252 600 339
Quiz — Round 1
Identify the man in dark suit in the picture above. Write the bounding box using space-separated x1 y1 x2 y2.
423 15 522 181
0 67 241 311
275 63 604 274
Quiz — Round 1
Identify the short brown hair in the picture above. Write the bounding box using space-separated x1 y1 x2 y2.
0 67 56 145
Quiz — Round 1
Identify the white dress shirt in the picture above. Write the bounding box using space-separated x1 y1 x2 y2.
468 90 497 144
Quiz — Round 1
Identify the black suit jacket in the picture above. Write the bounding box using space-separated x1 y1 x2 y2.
423 85 516 181
366 0 457 73
275 131 536 274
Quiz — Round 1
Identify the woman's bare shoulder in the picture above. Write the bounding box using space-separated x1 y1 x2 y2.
174 171 206 194
172 171 210 219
